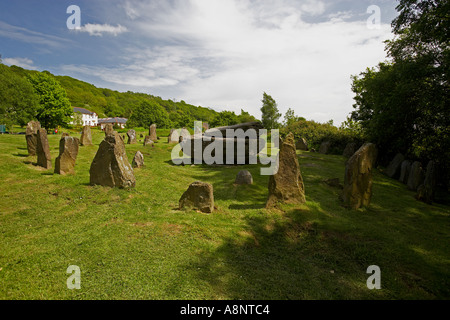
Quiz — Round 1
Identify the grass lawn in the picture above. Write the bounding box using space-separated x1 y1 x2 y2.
0 128 449 299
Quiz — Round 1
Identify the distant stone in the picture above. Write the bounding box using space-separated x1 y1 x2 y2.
89 132 136 188
235 170 253 185
132 151 144 168
343 143 378 209
127 129 137 144
144 135 154 146
168 129 180 144
343 142 357 158
386 153 405 179
180 128 191 142
407 161 424 191
416 160 436 204
55 136 79 175
36 128 52 169
310 148 316 153
25 120 41 156
319 141 331 154
80 126 93 146
399 160 412 184
296 138 308 151
324 178 343 189
179 181 214 213
104 123 114 136
149 124 157 142
266 133 306 208
61 132 70 137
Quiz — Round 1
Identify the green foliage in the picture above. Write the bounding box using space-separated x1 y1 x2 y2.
127 100 171 129
261 92 281 129
210 110 239 127
238 109 257 123
0 64 39 129
27 72 73 130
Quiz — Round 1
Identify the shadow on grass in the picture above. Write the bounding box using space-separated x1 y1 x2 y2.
14 153 29 157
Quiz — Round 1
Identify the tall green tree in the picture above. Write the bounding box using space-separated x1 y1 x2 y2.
261 92 281 129
128 100 171 128
28 71 73 130
0 64 39 129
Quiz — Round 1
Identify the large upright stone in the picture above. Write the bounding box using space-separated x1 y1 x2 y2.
416 160 436 204
55 136 79 175
80 126 93 146
343 142 357 158
319 141 332 154
144 135 154 146
127 129 137 144
399 160 412 184
386 153 405 179
89 132 136 188
179 181 214 213
168 129 180 144
407 161 424 191
132 151 144 168
343 143 378 210
149 124 157 142
36 128 52 169
266 133 306 208
295 138 308 151
104 123 114 136
179 128 191 142
25 121 41 156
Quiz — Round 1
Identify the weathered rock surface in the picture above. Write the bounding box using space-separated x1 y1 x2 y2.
296 138 308 151
144 135 154 146
319 141 332 154
132 151 144 168
127 129 137 144
343 142 357 158
343 143 378 209
55 136 79 175
399 160 412 184
80 126 93 146
416 160 436 204
386 153 405 179
89 132 136 188
407 161 424 191
25 120 41 156
168 129 180 144
104 123 114 136
149 124 157 142
179 181 214 213
266 133 306 208
235 170 253 185
36 128 52 169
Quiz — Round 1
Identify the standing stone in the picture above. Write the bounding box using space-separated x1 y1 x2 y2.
416 160 436 204
61 132 70 137
407 161 424 191
127 129 137 144
179 181 214 213
80 126 93 146
296 138 308 151
104 123 114 136
132 151 144 168
266 133 306 208
385 153 405 179
343 143 378 210
149 124 157 142
399 160 412 184
55 136 79 175
89 132 136 188
343 142 357 158
36 128 52 169
25 121 41 156
144 135 154 146
168 129 180 144
319 141 332 154
235 170 253 185
180 128 191 142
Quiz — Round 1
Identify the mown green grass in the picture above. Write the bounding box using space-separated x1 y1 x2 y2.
0 129 449 300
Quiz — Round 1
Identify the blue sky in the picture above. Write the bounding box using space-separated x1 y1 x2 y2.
0 0 399 124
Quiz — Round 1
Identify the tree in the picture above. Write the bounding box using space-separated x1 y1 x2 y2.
351 0 449 180
238 109 257 123
210 110 239 127
127 100 171 128
261 92 281 129
28 71 73 130
283 108 302 127
0 64 39 130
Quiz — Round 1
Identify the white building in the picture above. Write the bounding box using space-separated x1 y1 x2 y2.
72 107 98 126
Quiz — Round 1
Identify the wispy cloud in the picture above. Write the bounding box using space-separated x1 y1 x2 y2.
77 23 128 36
2 57 37 69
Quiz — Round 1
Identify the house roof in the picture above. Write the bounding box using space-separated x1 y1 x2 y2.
98 117 128 124
73 107 96 115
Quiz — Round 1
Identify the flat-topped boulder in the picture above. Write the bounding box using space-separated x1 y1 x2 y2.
89 132 136 188
25 120 41 156
266 133 306 208
343 143 378 209
55 136 79 175
179 181 214 213
36 128 52 169
80 126 93 146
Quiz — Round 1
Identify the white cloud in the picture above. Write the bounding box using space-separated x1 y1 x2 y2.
3 57 37 69
78 23 128 36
